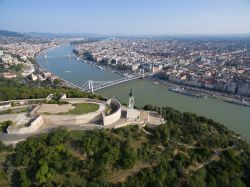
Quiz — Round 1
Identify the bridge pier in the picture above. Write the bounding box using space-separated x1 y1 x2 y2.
68 53 71 60
88 80 94 93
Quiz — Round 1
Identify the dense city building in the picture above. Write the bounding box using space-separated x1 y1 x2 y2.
0 36 60 81
75 38 250 96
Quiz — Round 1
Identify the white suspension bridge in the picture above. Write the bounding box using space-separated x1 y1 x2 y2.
62 68 156 93
80 69 157 93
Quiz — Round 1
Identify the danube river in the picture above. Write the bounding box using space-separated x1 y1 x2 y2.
37 44 250 141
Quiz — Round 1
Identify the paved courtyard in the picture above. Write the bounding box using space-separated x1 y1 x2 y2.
36 104 76 114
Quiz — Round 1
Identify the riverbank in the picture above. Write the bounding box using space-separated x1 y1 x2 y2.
34 44 83 90
41 44 250 108
147 77 250 108
36 44 250 142
74 52 250 108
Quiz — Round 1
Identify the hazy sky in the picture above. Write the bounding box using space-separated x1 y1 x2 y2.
1 0 250 35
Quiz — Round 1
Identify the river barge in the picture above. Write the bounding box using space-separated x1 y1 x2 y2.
169 87 201 98
224 99 250 107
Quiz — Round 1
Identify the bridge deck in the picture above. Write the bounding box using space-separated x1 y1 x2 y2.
80 73 155 92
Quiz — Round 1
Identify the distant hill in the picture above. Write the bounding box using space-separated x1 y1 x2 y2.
26 32 78 39
0 30 25 37
26 32 105 39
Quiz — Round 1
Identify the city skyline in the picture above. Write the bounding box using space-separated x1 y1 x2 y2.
1 0 250 35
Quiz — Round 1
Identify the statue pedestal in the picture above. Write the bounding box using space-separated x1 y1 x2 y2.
126 108 140 120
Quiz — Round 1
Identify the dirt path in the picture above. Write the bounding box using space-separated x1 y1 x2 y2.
108 162 156 183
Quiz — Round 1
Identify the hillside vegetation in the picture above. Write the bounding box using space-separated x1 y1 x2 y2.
0 78 249 187
0 106 249 186
0 30 25 37
0 78 105 101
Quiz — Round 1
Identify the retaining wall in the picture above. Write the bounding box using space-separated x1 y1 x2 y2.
102 99 121 126
5 97 122 134
61 98 106 104
7 115 44 134
42 112 102 125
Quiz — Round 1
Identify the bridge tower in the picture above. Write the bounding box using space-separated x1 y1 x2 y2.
139 68 145 78
68 53 71 60
88 80 94 93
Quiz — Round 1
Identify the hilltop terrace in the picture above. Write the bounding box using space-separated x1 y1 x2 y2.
0 93 163 145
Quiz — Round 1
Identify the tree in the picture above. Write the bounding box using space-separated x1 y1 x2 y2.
9 64 24 72
143 104 154 111
154 125 170 143
12 153 23 167
19 169 30 187
187 168 207 187
35 161 54 184
207 175 217 187
216 170 229 186
47 128 68 146
53 79 61 85
0 141 9 152
0 171 5 183
120 142 137 169
230 178 246 187
0 121 12 133
111 59 116 64
62 179 75 187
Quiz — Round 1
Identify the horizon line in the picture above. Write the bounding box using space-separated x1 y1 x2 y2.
1 29 250 37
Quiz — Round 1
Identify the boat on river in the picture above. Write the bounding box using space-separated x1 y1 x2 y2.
224 99 250 107
169 87 201 98
153 81 159 85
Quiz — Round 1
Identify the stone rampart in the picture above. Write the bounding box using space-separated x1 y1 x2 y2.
7 115 44 134
102 99 121 126
42 112 102 125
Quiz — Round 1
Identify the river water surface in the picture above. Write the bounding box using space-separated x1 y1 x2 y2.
37 44 250 141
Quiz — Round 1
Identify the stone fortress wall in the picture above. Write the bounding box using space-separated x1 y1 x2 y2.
102 98 121 126
6 95 122 134
7 115 44 134
41 102 104 125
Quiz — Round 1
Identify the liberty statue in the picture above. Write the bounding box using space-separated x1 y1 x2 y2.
128 88 134 109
